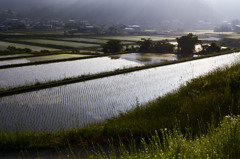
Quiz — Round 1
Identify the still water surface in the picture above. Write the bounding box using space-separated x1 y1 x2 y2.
0 52 240 132
0 56 143 88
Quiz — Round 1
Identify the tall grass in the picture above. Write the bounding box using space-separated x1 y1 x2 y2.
90 115 240 159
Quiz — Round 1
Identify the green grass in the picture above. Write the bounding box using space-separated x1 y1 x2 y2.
89 115 240 159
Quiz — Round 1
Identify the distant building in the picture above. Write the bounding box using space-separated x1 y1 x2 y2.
1 18 25 29
123 25 143 34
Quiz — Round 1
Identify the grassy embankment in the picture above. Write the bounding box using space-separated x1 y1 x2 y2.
87 115 240 158
1 50 240 154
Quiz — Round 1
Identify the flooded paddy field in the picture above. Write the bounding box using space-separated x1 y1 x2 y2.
0 52 240 132
0 56 143 89
0 54 92 66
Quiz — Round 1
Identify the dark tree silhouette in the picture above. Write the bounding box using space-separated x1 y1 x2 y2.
102 40 123 53
153 40 175 53
202 43 221 54
177 33 201 56
136 39 174 53
137 38 154 53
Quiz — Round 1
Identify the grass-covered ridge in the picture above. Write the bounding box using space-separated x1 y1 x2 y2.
1 56 240 151
90 115 240 159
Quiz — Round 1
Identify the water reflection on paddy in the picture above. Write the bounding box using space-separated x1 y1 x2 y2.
109 53 177 64
0 56 143 88
0 54 91 66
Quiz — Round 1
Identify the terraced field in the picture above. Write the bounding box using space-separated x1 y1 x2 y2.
0 41 59 51
17 39 100 48
57 37 109 44
0 52 239 132
0 54 91 66
0 56 143 89
0 54 33 58
93 35 177 42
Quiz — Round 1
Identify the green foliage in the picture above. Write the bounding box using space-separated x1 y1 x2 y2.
40 50 50 53
136 38 175 53
201 43 221 54
22 48 32 53
102 40 123 53
0 46 33 54
153 40 175 53
177 33 201 55
93 116 240 159
137 38 154 52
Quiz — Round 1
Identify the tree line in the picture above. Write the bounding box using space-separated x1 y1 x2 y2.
102 33 221 56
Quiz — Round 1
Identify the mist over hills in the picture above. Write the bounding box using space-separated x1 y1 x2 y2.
0 0 239 29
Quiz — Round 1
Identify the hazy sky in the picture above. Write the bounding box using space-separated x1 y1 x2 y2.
0 0 239 23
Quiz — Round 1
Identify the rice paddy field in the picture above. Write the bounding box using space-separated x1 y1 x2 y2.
93 35 177 42
0 41 59 51
0 54 33 58
0 56 143 89
57 37 134 45
16 39 100 48
0 52 239 133
57 37 109 44
0 54 91 66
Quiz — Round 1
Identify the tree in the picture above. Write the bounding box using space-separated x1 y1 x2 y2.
177 33 201 56
136 39 175 53
137 38 154 53
23 48 32 53
7 46 17 52
153 40 175 53
202 43 221 54
102 40 123 53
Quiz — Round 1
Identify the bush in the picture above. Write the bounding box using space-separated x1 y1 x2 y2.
102 40 123 53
